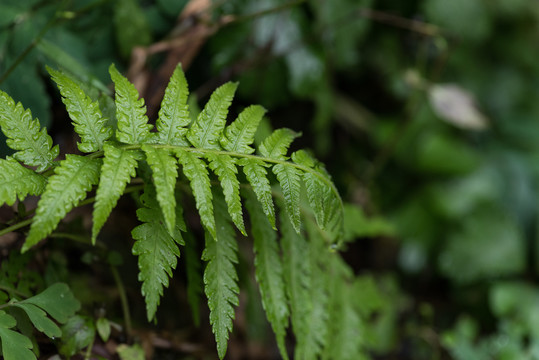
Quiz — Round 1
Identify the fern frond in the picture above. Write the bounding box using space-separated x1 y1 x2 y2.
92 143 140 243
0 91 59 171
220 105 266 154
259 128 300 160
239 158 276 229
0 158 46 206
280 210 311 354
292 150 332 229
274 164 302 233
47 67 112 153
244 190 289 360
132 184 185 321
109 64 153 144
207 154 245 235
142 145 178 235
176 149 216 239
187 82 238 150
202 193 239 359
156 63 190 146
24 155 101 252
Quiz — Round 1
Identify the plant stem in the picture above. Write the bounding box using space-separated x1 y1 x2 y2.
110 264 132 340
0 285 28 299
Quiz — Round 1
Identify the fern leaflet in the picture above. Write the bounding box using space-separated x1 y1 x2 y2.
132 184 185 321
142 145 178 235
176 149 216 239
245 190 289 360
239 158 276 229
109 64 153 144
220 105 266 154
207 153 245 235
202 193 239 359
0 158 46 206
187 82 238 150
24 155 101 252
274 164 302 233
259 128 300 160
0 91 59 171
292 150 333 229
0 311 36 360
281 210 311 356
156 63 190 146
48 67 112 153
92 143 140 243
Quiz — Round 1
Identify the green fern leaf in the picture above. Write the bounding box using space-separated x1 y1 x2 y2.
292 150 332 229
24 155 101 252
244 190 289 360
207 154 245 235
298 221 330 359
156 63 190 146
92 143 140 243
185 232 203 327
239 158 276 229
0 311 36 360
176 149 216 239
109 64 153 144
132 184 185 321
0 158 46 206
202 193 239 359
274 164 302 233
48 67 112 153
187 82 238 150
259 128 300 160
280 210 310 353
323 257 363 360
0 91 59 171
220 105 266 154
142 145 178 235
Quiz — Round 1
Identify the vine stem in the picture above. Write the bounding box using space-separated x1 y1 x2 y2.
110 264 132 340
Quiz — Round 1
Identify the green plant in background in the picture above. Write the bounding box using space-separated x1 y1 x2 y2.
0 62 376 359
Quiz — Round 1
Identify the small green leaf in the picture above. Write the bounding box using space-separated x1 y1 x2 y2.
187 82 238 150
207 154 245 235
244 190 289 360
114 0 152 58
132 184 184 321
202 193 239 359
117 343 145 360
47 67 112 153
0 310 36 360
220 105 266 154
20 283 81 324
239 158 275 229
142 145 178 235
259 128 300 160
0 158 46 206
273 164 302 233
12 303 61 339
0 90 59 171
176 149 216 239
96 318 111 342
156 63 190 146
24 156 101 251
92 144 139 243
109 64 153 144
59 315 95 358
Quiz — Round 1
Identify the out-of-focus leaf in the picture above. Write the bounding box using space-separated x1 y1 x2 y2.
114 0 152 58
439 206 525 284
428 84 488 130
59 315 95 358
117 343 145 360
